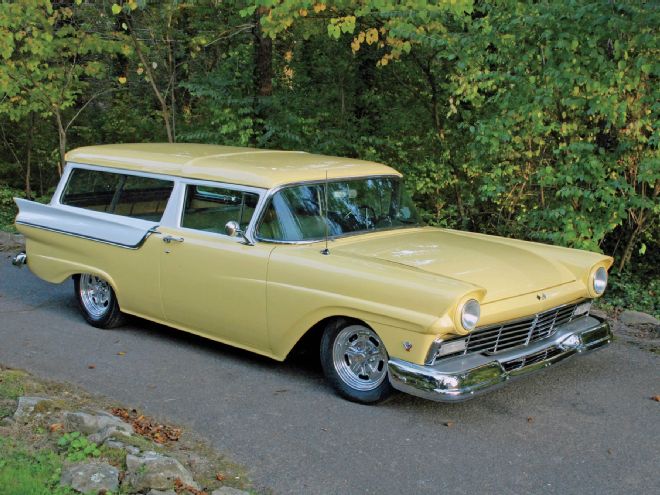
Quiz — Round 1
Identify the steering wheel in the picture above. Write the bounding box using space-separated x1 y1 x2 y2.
345 205 378 228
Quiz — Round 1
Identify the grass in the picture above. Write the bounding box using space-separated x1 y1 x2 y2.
0 437 77 495
0 370 26 400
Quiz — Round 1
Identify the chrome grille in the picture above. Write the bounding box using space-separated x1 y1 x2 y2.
501 346 564 372
466 302 583 355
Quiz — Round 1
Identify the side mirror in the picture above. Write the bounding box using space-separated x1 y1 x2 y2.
224 220 240 237
224 220 254 246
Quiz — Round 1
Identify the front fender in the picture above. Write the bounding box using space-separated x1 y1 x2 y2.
266 244 484 364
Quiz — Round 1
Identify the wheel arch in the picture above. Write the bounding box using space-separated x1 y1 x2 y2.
277 310 438 365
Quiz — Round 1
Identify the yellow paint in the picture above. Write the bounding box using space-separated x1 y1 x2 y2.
65 143 400 189
18 145 613 366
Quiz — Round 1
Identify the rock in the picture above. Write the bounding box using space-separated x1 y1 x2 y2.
0 417 14 426
619 310 659 327
104 439 140 455
104 440 125 450
13 396 51 420
60 461 119 493
147 490 177 495
125 451 199 492
88 424 132 444
589 308 608 320
212 488 250 495
64 410 134 436
124 444 141 455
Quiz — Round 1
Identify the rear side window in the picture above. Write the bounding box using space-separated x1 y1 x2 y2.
182 184 259 234
61 168 173 221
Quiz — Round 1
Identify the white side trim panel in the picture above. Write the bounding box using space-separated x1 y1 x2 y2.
15 198 158 249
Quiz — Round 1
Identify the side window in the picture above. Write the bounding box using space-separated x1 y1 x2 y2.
181 185 258 234
61 168 173 221
113 175 173 220
60 168 121 212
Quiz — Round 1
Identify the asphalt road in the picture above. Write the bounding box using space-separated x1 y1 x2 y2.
0 258 658 495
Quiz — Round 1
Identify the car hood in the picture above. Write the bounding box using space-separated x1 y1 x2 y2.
332 228 576 303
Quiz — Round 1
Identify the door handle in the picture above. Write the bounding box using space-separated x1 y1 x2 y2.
162 235 184 244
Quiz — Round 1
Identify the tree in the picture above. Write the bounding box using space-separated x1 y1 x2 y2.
0 0 130 175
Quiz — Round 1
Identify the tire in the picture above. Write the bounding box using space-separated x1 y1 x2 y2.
320 319 393 404
74 274 125 329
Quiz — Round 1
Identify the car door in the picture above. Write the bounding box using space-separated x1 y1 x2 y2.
157 181 274 353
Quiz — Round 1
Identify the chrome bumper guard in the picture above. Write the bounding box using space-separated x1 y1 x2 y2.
388 315 612 402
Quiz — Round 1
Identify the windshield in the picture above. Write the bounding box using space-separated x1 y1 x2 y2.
256 177 421 242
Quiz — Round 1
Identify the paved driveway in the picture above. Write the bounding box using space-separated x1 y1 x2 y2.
0 258 658 494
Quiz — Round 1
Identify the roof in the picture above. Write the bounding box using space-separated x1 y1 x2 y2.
65 143 401 189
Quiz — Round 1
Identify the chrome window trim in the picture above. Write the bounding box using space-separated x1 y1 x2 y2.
252 174 419 245
51 164 412 246
56 162 268 243
54 162 180 206
170 178 265 243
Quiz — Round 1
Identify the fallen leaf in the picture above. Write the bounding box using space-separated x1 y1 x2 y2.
174 477 207 495
607 448 613 455
49 423 64 433
87 364 96 369
651 395 660 402
215 473 225 481
527 416 534 423
110 407 182 443
443 421 455 428
117 351 126 356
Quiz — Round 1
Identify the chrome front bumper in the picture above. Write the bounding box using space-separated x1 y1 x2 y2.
388 315 612 402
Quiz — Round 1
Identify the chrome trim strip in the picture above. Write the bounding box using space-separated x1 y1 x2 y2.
389 315 612 402
15 221 158 249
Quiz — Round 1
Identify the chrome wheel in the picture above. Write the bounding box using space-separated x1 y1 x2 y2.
78 274 112 319
332 324 388 391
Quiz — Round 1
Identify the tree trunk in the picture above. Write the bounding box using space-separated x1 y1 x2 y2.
251 7 273 146
54 110 66 177
130 29 173 143
25 112 34 199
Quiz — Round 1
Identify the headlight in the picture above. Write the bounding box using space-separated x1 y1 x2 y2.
592 266 608 295
460 299 481 331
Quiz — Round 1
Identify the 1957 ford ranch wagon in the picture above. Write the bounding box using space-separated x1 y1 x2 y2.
12 143 613 404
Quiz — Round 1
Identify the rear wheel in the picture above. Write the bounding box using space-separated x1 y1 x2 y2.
320 320 392 404
74 274 125 329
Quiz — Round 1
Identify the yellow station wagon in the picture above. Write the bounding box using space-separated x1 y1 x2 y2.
13 143 613 403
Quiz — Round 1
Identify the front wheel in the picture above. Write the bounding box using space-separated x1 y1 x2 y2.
74 274 125 329
320 320 393 404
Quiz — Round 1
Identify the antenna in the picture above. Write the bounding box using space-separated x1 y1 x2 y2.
321 169 330 255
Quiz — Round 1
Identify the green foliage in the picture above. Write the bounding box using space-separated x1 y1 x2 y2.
0 187 22 232
600 253 660 319
0 438 77 495
56 432 101 462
